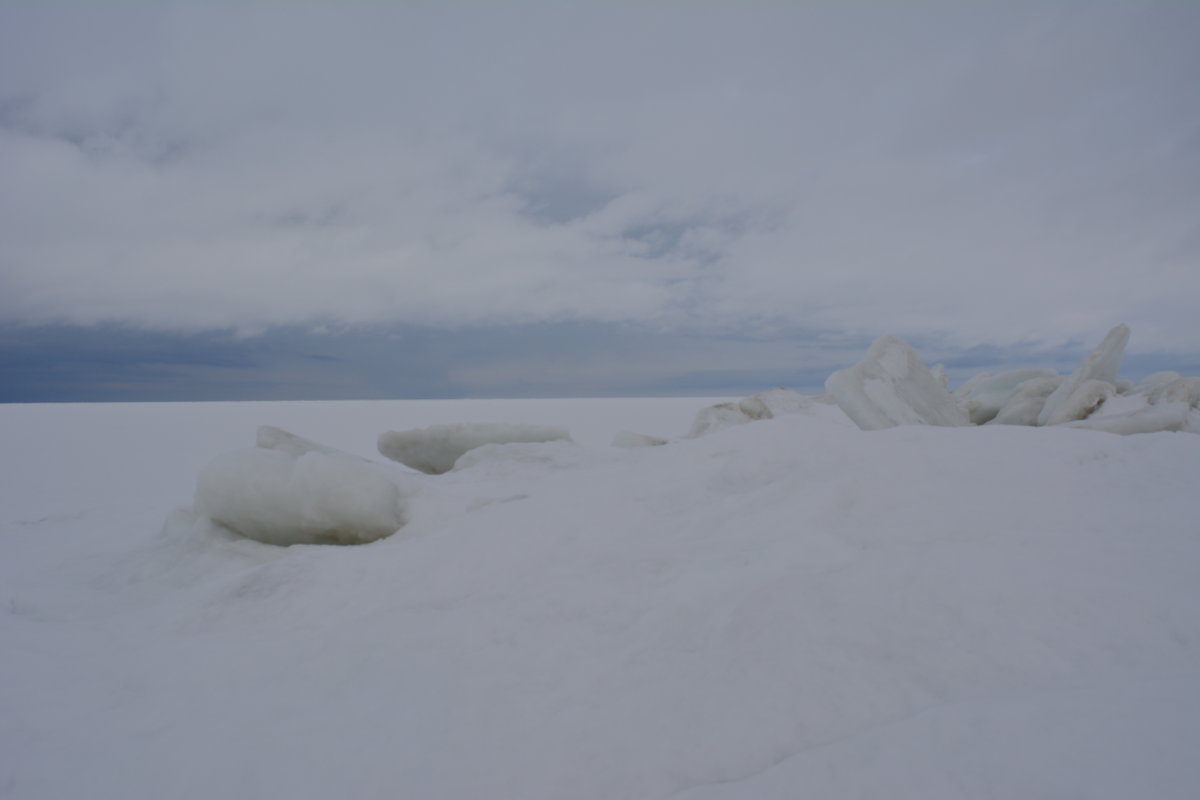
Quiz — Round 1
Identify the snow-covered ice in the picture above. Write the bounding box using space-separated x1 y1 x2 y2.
378 422 571 474
825 336 969 430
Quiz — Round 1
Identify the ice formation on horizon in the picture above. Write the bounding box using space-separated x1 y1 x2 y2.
824 323 1199 435
378 423 572 474
825 336 970 431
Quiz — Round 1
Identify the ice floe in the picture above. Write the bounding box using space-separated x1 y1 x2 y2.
378 423 571 474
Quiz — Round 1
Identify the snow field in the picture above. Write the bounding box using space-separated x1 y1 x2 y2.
3 396 1200 798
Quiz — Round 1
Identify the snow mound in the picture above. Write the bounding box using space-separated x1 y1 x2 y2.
378 423 571 474
825 336 970 430
196 431 407 546
1037 323 1130 426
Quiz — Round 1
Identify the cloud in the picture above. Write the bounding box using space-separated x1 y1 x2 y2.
0 2 1197 355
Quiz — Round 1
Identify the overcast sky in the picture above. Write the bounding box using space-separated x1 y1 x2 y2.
1 2 1197 401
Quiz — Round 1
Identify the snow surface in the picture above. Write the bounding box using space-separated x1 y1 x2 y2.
3 397 1200 799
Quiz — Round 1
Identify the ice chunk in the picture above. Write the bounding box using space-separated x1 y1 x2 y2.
377 423 571 474
1037 324 1130 426
1044 379 1116 426
825 336 970 430
1147 377 1200 409
1131 371 1181 394
195 447 407 546
953 369 1060 425
1067 401 1193 435
930 363 949 389
685 388 823 438
988 376 1062 426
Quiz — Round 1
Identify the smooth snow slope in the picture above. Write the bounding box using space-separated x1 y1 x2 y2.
2 398 1199 799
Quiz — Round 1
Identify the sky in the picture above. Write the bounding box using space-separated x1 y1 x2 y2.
1 1 1197 401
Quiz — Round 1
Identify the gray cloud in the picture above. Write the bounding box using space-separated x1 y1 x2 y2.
1 2 1197 359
